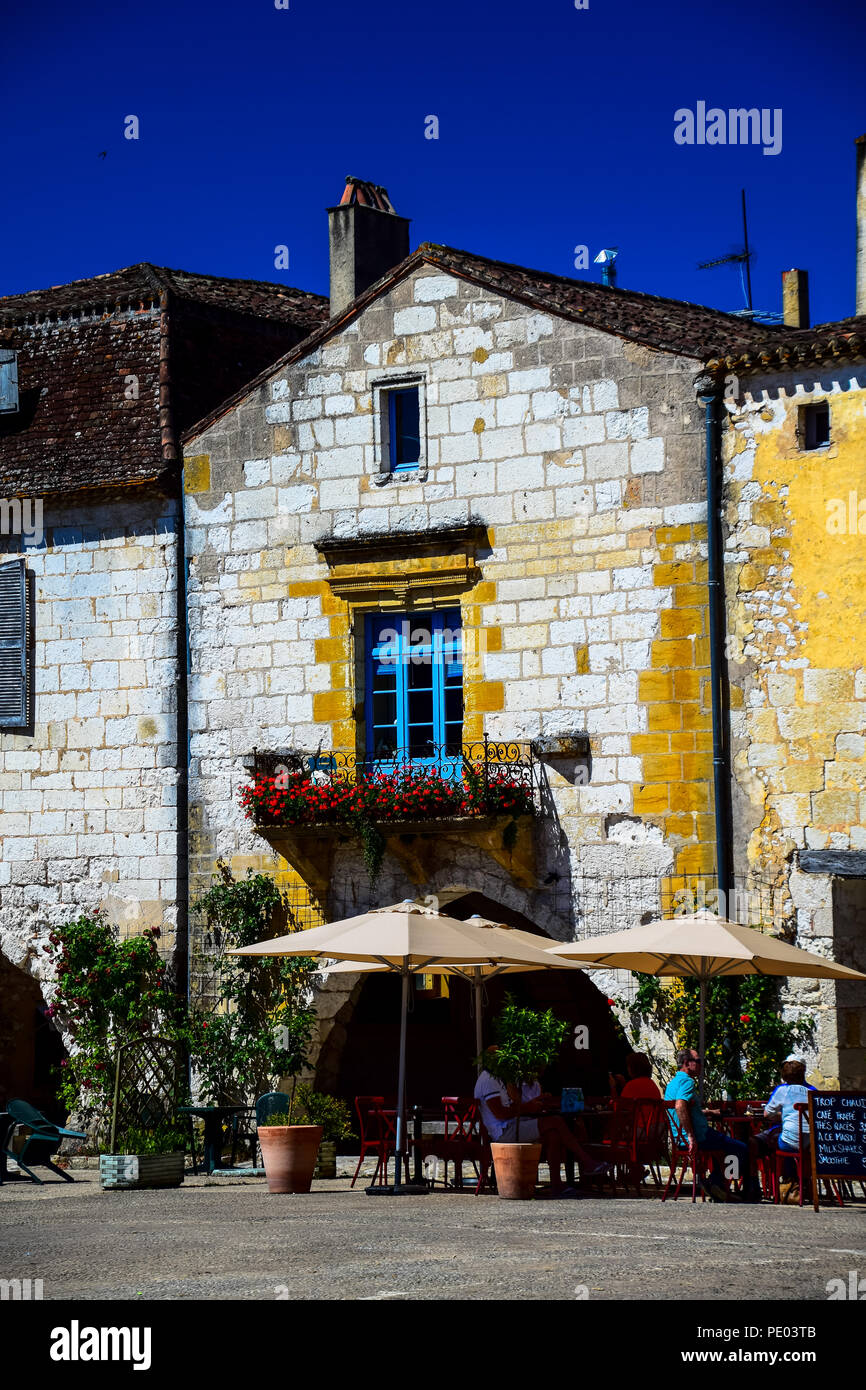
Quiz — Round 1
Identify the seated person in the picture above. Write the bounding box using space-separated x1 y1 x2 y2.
763 1057 814 1194
664 1048 761 1203
474 1056 610 1197
614 1052 663 1101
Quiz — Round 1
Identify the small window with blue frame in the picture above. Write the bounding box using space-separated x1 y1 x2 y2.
365 609 463 770
387 385 421 473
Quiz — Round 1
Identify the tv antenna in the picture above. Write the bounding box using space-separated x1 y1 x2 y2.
698 188 754 309
697 189 783 324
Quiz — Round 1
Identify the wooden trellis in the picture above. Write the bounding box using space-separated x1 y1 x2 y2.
109 1033 187 1153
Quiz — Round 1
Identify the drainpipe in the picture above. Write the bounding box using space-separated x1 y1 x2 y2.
155 284 191 1023
695 372 732 904
696 369 737 1094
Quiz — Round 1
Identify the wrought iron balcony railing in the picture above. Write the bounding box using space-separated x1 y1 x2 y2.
245 741 537 828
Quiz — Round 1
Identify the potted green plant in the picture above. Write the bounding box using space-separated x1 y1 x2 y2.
99 1123 188 1191
257 1089 323 1194
293 1086 354 1179
480 995 568 1200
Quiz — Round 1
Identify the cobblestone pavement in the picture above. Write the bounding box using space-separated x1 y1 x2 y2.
2 1166 865 1301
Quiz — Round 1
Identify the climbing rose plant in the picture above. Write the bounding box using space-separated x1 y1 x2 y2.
187 864 317 1107
622 973 815 1099
43 910 187 1136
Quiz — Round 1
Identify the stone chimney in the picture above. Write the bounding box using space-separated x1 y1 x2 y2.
857 135 866 315
328 178 411 318
782 269 810 329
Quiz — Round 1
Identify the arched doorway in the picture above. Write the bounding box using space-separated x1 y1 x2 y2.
0 953 66 1118
321 893 630 1107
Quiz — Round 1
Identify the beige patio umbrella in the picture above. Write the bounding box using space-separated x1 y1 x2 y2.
320 912 584 1067
230 901 585 1190
547 909 866 1095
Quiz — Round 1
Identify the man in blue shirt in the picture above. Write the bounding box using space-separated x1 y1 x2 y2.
665 1048 761 1202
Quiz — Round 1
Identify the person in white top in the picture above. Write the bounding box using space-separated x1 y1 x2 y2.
764 1058 815 1150
474 1058 609 1196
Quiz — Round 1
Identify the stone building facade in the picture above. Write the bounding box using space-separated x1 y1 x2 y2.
712 333 866 1086
3 181 865 1111
184 214 839 1091
0 264 327 1105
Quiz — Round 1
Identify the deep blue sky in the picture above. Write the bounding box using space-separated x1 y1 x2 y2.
3 0 864 325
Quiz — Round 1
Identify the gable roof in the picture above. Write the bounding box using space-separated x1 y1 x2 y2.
183 242 788 441
0 262 328 329
0 265 329 497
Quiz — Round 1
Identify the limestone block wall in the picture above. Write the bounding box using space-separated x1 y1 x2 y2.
0 494 182 1001
184 263 718 975
723 367 866 867
722 366 866 1083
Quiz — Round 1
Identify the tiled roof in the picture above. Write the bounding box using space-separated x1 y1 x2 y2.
183 243 788 441
704 314 866 374
0 263 328 329
0 266 329 496
425 247 864 369
420 245 780 360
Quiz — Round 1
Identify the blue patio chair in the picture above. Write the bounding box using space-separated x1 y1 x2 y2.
230 1092 291 1168
4 1099 87 1184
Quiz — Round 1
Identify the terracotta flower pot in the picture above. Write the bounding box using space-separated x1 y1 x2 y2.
490 1142 542 1200
259 1125 324 1194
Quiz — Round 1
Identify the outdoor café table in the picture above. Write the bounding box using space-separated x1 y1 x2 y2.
407 1105 471 1188
704 1109 766 1139
179 1104 251 1175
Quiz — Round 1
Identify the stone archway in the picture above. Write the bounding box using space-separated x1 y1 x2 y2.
0 951 65 1118
312 889 629 1108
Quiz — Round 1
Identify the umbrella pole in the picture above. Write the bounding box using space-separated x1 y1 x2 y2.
474 967 483 1073
395 965 410 1187
699 977 707 1104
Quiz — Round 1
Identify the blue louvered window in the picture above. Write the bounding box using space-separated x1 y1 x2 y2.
0 560 27 727
365 609 463 767
0 350 19 414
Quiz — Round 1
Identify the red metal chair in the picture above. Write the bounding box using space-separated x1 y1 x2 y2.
411 1097 493 1192
472 1111 495 1196
585 1099 636 1195
441 1096 479 1189
585 1098 668 1196
771 1101 843 1207
661 1100 713 1202
634 1098 670 1190
351 1095 395 1188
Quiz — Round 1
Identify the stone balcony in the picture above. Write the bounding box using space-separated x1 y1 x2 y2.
244 743 538 894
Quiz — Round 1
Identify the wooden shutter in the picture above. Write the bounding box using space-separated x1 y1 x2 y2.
0 350 19 414
0 559 27 726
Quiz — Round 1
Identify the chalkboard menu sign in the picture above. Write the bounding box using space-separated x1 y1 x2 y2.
808 1091 866 1209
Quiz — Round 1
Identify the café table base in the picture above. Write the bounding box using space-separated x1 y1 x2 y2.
210 1167 265 1178
365 1182 429 1196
